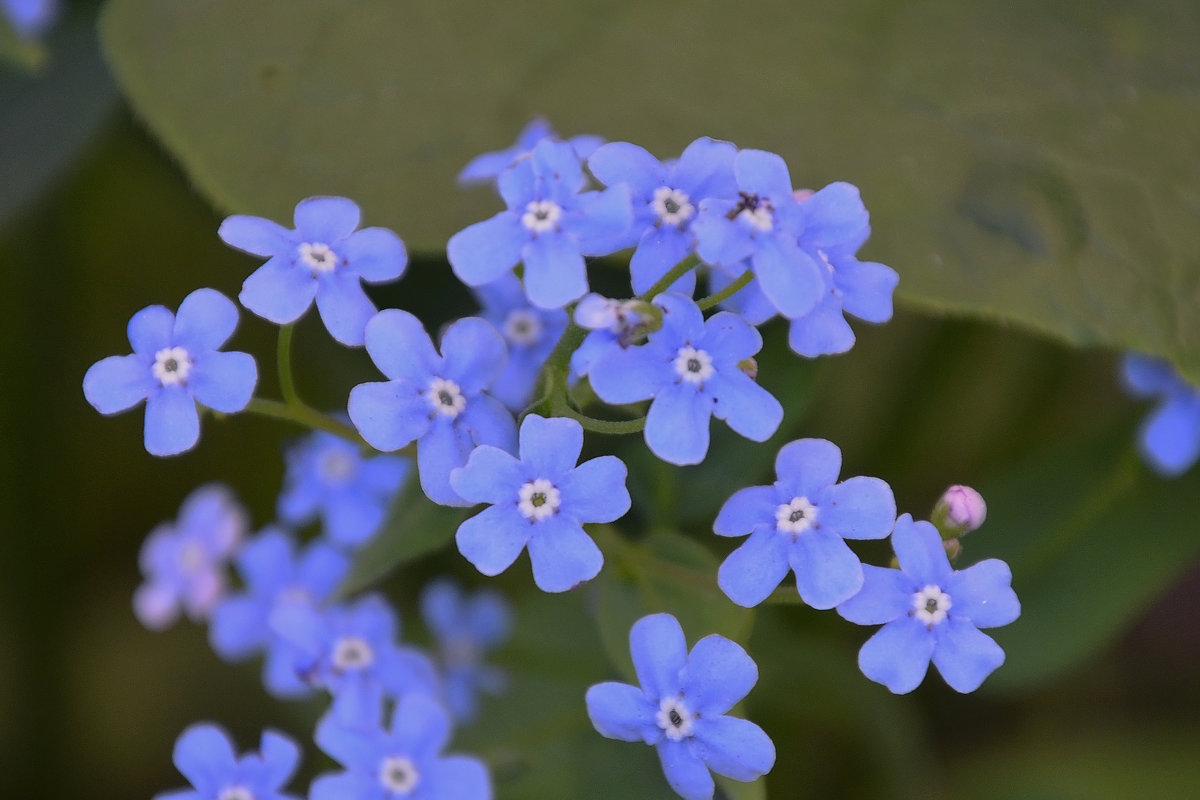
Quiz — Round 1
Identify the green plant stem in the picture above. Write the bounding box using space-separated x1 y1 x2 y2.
696 269 753 311
277 323 300 406
244 398 367 446
637 253 700 301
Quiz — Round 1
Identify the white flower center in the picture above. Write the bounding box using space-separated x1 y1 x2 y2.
152 346 193 386
332 636 375 670
652 186 694 226
177 542 205 573
912 585 952 626
673 346 714 384
775 497 817 535
426 377 467 418
503 309 542 346
320 449 357 484
218 787 255 800
299 242 338 273
378 755 420 794
518 478 561 521
521 200 562 234
731 192 774 232
656 696 695 742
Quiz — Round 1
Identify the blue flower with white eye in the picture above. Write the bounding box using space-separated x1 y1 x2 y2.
155 723 301 800
219 196 407 346
83 288 258 457
420 579 512 722
209 528 349 698
277 430 409 548
133 484 248 631
588 137 738 296
310 695 492 800
472 272 569 411
714 438 896 608
837 514 1020 694
447 139 633 310
457 116 604 187
450 414 630 593
586 613 775 800
588 293 782 466
1122 352 1200 477
347 310 517 507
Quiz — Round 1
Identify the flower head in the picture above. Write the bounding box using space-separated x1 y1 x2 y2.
1121 353 1200 477
933 484 988 536
156 723 301 800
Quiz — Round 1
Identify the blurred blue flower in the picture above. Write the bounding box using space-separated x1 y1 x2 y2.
1121 352 1200 477
1 0 57 39
714 438 896 608
450 414 630 592
420 579 512 722
837 514 1021 694
219 196 407 346
569 293 650 378
457 116 604 187
585 613 775 800
83 288 258 456
156 723 301 800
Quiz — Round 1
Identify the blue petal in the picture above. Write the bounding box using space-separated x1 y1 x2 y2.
519 414 583 478
389 693 452 759
568 133 606 160
532 138 587 195
526 515 604 592
943 559 1020 628
144 387 200 456
891 515 953 585
693 203 755 268
800 182 869 250
324 488 386 547
127 305 176 355
459 149 524 186
363 309 440 383
173 724 236 794
173 288 239 352
788 529 864 610
1141 393 1200 476
673 137 738 200
585 681 658 743
587 141 664 193
190 351 257 413
497 156 537 208
315 271 376 346
837 260 898 323
133 581 179 630
657 740 715 800
314 712 379 770
630 227 697 296
751 234 824 319
268 602 327 659
361 455 409 494
630 613 687 698
448 213 528 288
239 256 317 324
255 729 301 789
450 445 525 504
557 455 630 523
294 196 361 242
857 617 935 694
209 596 269 659
218 214 292 257
1121 353 1177 397
774 438 842 500
787 295 855 357
710 265 776 325
419 418 475 505
466 590 513 646
645 383 711 465
575 184 635 255
657 291 707 341
522 232 587 309
816 476 896 540
309 772 377 800
341 226 407 282
296 542 351 599
717 528 791 607
263 644 311 697
440 317 508 396
692 716 775 782
589 345 669 404
836 564 913 625
83 354 153 414
734 150 793 198
931 618 1006 692
235 529 293 589
713 486 776 537
708 372 782 443
682 634 757 715
455 505 530 576
459 393 518 454
347 381 429 452
420 579 463 638
423 756 492 800
698 311 762 364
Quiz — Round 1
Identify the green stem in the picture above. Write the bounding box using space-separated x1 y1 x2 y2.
244 398 367 446
696 269 752 311
277 323 300 406
637 253 700 301
553 404 646 435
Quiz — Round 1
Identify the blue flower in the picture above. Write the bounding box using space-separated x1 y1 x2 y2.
269 594 441 725
585 613 775 800
588 293 783 465
457 116 604 187
472 272 569 411
209 528 349 698
348 310 517 507
837 514 1021 694
133 484 248 630
692 149 824 320
420 578 512 722
156 723 301 800
447 139 634 309
219 196 407 346
714 438 896 608
450 414 630 592
277 430 409 548
1121 352 1200 477
588 137 738 296
1 0 57 39
83 288 258 456
310 694 491 800
569 294 651 378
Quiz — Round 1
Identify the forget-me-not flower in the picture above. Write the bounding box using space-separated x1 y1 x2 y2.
219 196 407 346
588 293 783 465
310 694 492 800
586 613 775 800
83 288 258 456
447 138 633 309
457 116 604 187
156 723 301 800
420 578 512 722
1121 352 1200 477
133 484 248 630
348 310 517 507
837 514 1021 694
714 438 896 608
450 414 630 592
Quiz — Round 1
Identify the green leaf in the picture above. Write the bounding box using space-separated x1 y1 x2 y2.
99 0 1200 380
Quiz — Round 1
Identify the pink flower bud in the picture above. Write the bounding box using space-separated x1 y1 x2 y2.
937 485 987 534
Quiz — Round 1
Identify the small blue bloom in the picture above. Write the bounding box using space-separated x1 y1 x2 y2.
420 578 512 722
837 514 1021 694
83 288 258 456
588 137 738 296
447 139 634 309
569 294 651 378
588 293 783 465
450 414 630 592
585 613 775 800
310 694 492 800
1121 352 1200 477
457 116 604 187
1 0 57 39
156 723 301 800
714 438 896 608
472 272 569 411
269 594 441 725
277 429 410 548
209 528 349 698
348 310 517 506
133 484 248 630
219 196 407 346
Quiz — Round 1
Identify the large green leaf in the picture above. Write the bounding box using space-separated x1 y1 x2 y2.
99 0 1200 380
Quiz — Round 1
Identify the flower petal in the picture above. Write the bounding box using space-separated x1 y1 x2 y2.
389 693 452 759
931 617 1006 692
347 380 429 452
173 288 239 352
455 504 530 576
786 296 855 358
294 196 361 242
448 212 528 288
645 383 711 466
630 613 687 699
585 681 659 743
557 455 630 523
774 438 842 499
587 141 664 193
341 226 407 283
173 724 236 794
363 309 440 383
682 634 757 715
708 371 782 443
522 232 587 310
526 515 603 592
837 259 898 323
83 354 153 414
440 317 508 396
630 226 697 296
734 150 793 199
891 515 953 585
1141 393 1200 476
190 351 257 413
589 345 669 405
657 740 714 800
816 476 896 540
836 564 913 625
418 418 475 506
857 617 935 694
144 387 200 456
751 234 824 319
423 756 492 800
692 716 775 782
518 414 583 478
450 445 525 504
127 304 175 354
788 529 864 609
239 256 317 324
943 559 1020 628
315 271 376 346
718 528 792 608
218 215 293 257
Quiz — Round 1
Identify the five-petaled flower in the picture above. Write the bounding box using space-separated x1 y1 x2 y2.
155 723 301 800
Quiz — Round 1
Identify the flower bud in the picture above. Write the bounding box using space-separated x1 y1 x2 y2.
737 356 759 381
932 485 987 538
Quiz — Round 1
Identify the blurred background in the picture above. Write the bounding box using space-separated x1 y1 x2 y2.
3 2 1200 798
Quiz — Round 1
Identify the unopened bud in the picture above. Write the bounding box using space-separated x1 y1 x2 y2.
932 485 987 538
942 538 962 562
737 357 759 381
